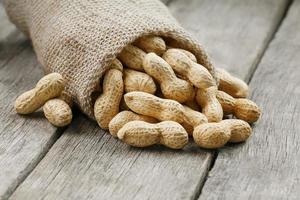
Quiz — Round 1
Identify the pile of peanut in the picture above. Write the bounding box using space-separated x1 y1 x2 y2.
15 36 260 149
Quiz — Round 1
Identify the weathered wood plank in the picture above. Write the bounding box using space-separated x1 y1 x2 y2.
9 0 290 199
0 5 28 68
0 47 64 200
0 46 65 200
10 116 212 200
169 0 288 81
0 5 63 200
199 0 300 199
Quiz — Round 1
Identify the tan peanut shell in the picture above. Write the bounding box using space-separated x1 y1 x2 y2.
216 90 261 123
193 122 231 149
163 49 215 89
216 68 249 98
124 69 156 94
143 53 194 103
124 91 186 123
220 119 252 143
172 48 197 62
118 45 146 71
15 73 65 114
94 69 124 129
134 36 166 55
234 99 261 123
110 58 123 71
196 87 223 122
108 111 157 137
182 105 208 135
43 98 72 127
216 90 235 115
118 120 188 149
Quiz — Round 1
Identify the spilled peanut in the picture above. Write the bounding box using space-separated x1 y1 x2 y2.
94 69 124 129
193 119 252 149
216 68 249 98
216 90 261 123
15 73 65 114
196 87 223 122
109 111 157 137
43 98 72 127
118 120 188 149
143 53 194 103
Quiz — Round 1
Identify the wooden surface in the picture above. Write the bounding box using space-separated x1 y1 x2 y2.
169 0 288 81
0 0 299 199
199 0 300 199
0 6 62 200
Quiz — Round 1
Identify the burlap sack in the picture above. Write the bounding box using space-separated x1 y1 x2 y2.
4 0 215 119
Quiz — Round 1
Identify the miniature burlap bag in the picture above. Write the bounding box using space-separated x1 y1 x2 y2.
4 0 215 119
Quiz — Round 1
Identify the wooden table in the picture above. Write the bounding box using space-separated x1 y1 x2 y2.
1 0 299 199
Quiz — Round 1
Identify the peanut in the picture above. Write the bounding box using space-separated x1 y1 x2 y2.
169 48 197 62
193 122 231 149
182 105 207 135
193 119 252 148
183 88 200 111
216 68 249 98
94 69 124 129
134 36 166 55
43 98 72 127
124 91 186 123
163 49 215 89
108 111 157 137
124 69 156 94
124 91 205 134
15 73 65 114
143 53 194 103
117 121 188 149
110 58 123 71
221 119 252 143
118 45 145 71
196 87 223 122
216 90 261 123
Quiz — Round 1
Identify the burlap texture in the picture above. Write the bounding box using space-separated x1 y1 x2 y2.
4 0 215 119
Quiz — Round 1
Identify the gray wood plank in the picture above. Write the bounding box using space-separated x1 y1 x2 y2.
9 0 289 199
169 0 288 81
10 116 212 200
0 5 63 200
0 47 63 200
199 0 300 199
0 5 28 68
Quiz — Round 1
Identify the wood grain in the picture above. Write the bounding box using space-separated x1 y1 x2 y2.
0 5 28 69
168 0 288 81
0 5 62 200
10 116 213 200
0 47 63 200
199 0 300 199
9 0 290 199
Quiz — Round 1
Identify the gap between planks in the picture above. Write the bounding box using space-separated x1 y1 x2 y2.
196 0 294 198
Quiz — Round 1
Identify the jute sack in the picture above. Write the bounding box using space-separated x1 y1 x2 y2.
4 0 216 119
